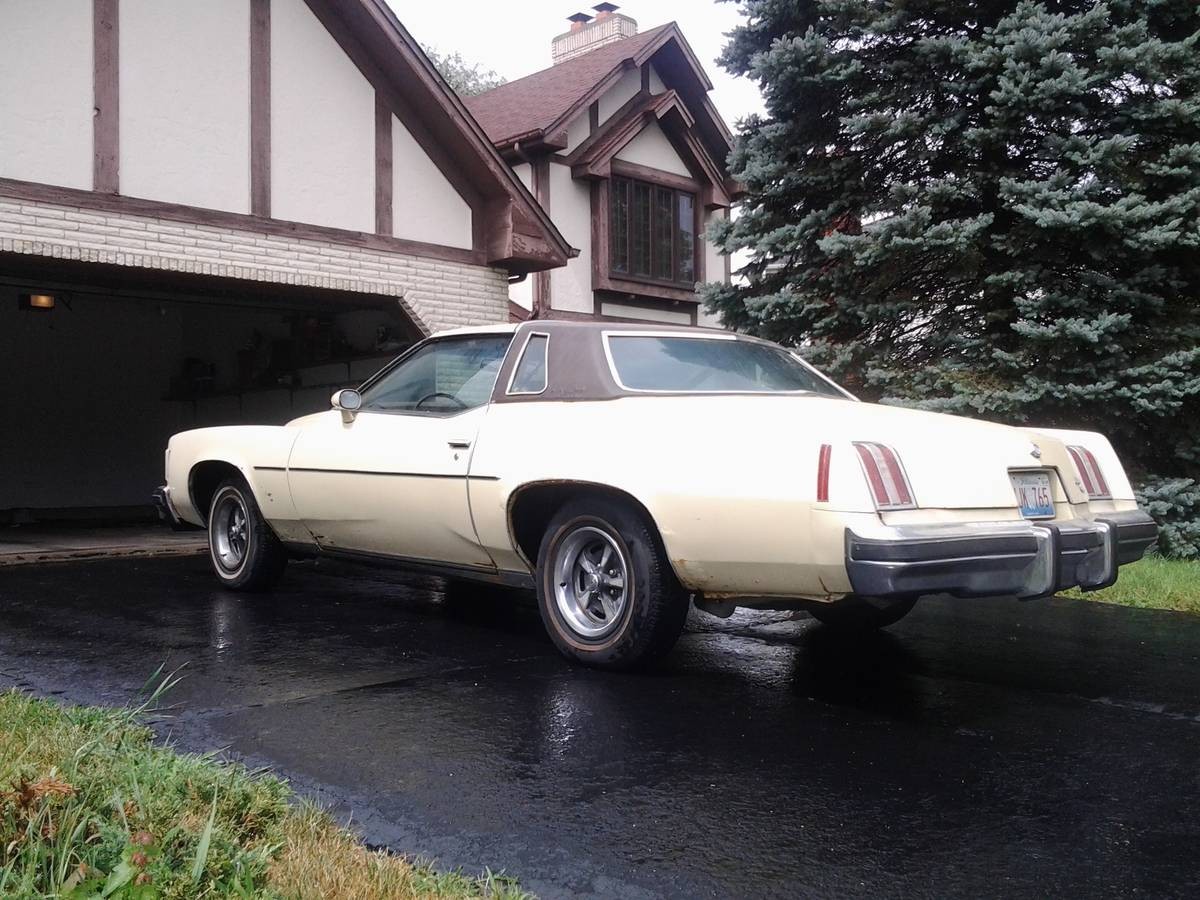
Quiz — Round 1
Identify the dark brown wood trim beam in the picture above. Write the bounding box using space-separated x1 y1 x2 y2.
532 157 551 316
610 160 701 193
596 274 702 305
93 0 119 194
0 177 486 268
641 62 652 93
723 207 732 283
301 0 571 269
588 102 600 135
250 0 271 217
590 179 607 298
375 93 393 236
302 0 484 221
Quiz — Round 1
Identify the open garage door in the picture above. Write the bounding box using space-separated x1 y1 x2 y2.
0 255 423 524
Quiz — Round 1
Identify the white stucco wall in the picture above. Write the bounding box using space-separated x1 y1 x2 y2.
705 209 727 286
391 115 472 249
548 163 594 313
271 0 374 233
598 67 641 122
0 0 93 189
647 64 666 94
513 163 533 191
564 63 668 154
616 121 692 177
120 0 251 213
565 112 592 154
601 301 691 324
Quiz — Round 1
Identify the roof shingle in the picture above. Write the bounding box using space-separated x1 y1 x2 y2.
464 25 673 147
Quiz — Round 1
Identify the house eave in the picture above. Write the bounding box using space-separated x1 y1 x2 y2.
337 0 575 274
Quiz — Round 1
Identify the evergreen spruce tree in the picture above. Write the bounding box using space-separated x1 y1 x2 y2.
707 0 1200 555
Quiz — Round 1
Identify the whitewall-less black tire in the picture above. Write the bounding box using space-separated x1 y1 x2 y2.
207 480 288 592
536 496 690 669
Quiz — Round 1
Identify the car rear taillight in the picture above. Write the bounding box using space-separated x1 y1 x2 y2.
853 442 915 510
1067 445 1111 499
816 444 832 502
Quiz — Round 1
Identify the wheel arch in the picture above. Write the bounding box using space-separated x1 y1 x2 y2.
188 459 258 525
506 480 686 585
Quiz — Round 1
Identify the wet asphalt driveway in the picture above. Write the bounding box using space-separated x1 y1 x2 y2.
0 556 1197 898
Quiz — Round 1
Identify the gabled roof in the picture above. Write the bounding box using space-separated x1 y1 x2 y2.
464 22 732 176
309 0 576 272
465 25 674 148
565 89 734 208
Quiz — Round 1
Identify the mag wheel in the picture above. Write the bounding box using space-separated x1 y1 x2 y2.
536 496 689 669
207 479 287 592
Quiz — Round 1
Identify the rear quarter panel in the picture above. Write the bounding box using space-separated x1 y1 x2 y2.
469 397 839 598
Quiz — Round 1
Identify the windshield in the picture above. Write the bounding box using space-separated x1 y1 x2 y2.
360 335 511 414
606 335 845 397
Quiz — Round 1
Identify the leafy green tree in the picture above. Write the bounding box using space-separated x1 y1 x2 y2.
707 0 1200 555
422 45 507 97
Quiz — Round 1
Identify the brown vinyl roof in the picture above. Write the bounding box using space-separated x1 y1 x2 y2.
464 25 674 147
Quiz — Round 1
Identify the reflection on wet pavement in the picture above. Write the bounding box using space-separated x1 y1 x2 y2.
0 556 1198 899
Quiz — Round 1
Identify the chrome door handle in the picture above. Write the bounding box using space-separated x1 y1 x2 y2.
447 439 472 449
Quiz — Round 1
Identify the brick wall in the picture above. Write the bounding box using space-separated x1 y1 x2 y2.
0 197 511 334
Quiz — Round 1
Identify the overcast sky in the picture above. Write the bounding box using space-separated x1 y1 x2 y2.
387 1 765 128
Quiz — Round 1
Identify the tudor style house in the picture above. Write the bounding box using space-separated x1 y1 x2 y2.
466 5 739 326
0 0 571 521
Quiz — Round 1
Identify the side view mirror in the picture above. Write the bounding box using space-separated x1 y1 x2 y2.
331 389 362 424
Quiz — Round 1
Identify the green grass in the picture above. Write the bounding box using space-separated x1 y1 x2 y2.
1064 556 1200 613
0 675 529 900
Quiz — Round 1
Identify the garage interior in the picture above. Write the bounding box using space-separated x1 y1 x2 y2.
0 253 422 530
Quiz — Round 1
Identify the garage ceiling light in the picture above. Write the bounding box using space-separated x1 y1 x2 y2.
18 293 56 311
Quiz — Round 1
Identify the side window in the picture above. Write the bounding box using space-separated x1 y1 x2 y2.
361 336 511 415
508 333 549 395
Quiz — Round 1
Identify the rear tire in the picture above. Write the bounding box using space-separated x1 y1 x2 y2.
536 496 689 670
807 595 918 632
207 479 288 592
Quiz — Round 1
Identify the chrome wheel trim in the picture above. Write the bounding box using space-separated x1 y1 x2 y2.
552 525 630 640
211 490 250 574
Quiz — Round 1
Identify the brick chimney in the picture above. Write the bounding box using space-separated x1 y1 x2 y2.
552 4 638 65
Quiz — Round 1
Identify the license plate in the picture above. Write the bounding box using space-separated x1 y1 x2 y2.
1011 471 1054 519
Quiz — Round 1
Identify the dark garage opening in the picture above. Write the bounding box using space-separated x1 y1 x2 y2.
0 254 422 525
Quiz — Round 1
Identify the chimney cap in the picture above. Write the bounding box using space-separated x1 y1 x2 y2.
592 2 620 12
567 12 592 23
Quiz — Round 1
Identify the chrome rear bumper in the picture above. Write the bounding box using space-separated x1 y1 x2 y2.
845 509 1157 601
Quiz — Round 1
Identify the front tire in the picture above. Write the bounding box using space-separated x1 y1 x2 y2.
536 497 689 670
807 595 918 632
207 480 287 592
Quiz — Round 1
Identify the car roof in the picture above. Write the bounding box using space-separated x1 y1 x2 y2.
431 320 729 340
431 323 521 339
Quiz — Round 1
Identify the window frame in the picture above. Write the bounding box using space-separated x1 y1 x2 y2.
600 331 858 399
356 333 515 419
505 331 550 397
608 174 699 290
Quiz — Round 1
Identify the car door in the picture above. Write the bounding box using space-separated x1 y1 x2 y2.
286 333 512 569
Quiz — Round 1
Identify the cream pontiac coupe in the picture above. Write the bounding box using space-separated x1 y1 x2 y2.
155 321 1157 668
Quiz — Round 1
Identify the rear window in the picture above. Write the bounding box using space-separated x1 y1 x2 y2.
508 333 548 395
606 335 843 396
